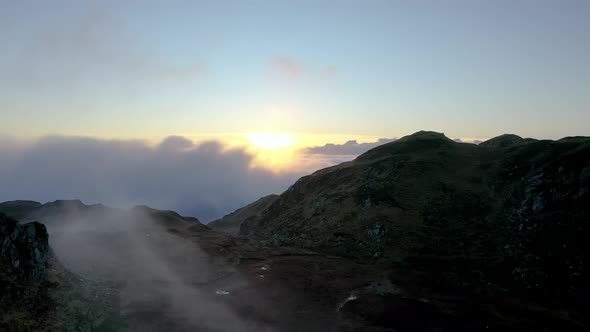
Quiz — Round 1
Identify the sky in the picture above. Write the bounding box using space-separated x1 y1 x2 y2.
1 0 589 140
0 0 589 219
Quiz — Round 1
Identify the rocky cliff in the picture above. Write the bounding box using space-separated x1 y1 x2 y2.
0 213 52 329
0 212 49 288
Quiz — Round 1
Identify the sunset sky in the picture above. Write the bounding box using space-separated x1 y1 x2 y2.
1 1 589 219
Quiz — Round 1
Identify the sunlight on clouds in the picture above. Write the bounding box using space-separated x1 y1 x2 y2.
245 132 298 172
183 132 397 174
246 132 296 150
216 132 392 174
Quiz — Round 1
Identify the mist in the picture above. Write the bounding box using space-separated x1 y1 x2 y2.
36 202 275 331
0 135 301 222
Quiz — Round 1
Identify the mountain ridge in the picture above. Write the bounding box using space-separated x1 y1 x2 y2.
2 130 589 331
229 131 589 324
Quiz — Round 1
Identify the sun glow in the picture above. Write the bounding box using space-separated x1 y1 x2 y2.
245 132 298 172
238 132 387 173
246 132 296 150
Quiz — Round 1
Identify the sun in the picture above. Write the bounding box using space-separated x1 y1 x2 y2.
246 132 296 150
244 132 298 172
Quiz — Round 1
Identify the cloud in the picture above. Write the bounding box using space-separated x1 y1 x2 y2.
0 136 300 222
453 138 483 144
0 135 409 222
158 136 194 150
270 56 337 81
302 138 396 156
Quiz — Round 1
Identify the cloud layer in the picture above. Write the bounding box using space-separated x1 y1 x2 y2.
453 138 483 144
0 135 401 221
0 136 300 222
303 138 396 156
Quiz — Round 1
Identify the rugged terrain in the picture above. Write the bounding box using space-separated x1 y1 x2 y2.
0 212 50 330
236 131 590 330
1 131 588 331
0 200 379 331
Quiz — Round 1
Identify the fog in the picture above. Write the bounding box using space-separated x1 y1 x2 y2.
40 202 274 331
0 135 301 222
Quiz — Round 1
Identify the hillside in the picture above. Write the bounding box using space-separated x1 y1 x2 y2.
0 213 107 331
0 201 221 331
1 200 371 331
3 131 589 331
208 195 279 234
231 130 590 329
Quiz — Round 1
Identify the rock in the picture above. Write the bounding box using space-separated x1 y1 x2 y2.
269 233 281 247
0 213 49 282
532 194 544 212
1 212 52 331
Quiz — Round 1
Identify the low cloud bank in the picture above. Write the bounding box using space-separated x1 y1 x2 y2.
303 138 396 155
0 135 401 221
0 136 300 222
453 138 483 144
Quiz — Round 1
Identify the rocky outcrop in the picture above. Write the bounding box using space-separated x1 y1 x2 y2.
1 213 52 330
0 213 49 283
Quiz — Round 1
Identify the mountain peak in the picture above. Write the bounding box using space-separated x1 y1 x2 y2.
479 134 525 148
402 130 452 141
357 131 454 161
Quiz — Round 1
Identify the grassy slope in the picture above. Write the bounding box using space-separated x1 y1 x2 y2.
209 194 279 234
237 131 590 330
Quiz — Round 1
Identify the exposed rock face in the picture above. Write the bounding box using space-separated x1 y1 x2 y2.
0 213 49 283
1 213 52 330
238 131 590 311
